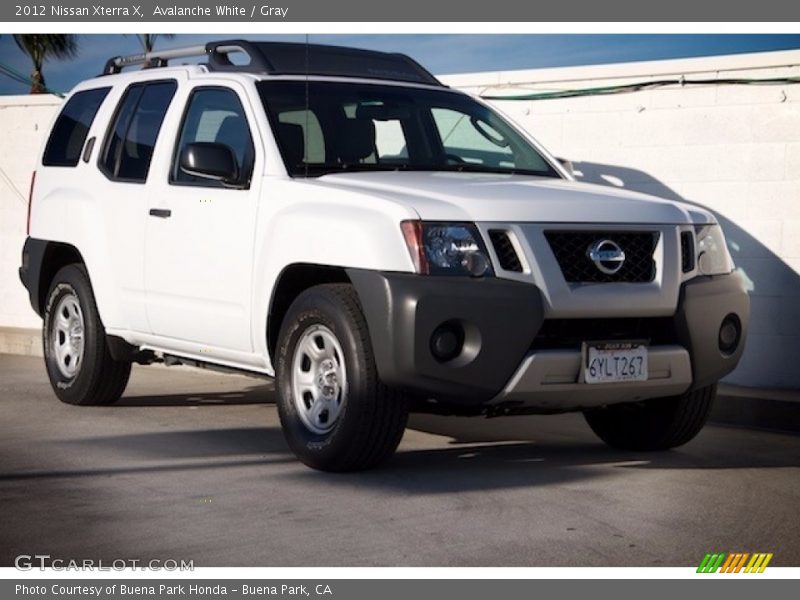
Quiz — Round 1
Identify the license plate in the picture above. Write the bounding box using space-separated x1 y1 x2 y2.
583 341 648 384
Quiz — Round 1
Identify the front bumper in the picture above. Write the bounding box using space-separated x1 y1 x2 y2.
347 269 544 403
348 269 749 410
492 345 693 411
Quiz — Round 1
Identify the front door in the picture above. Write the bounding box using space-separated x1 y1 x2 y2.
144 83 260 354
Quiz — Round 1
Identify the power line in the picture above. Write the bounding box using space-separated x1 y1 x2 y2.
480 75 800 101
0 60 65 97
0 164 27 204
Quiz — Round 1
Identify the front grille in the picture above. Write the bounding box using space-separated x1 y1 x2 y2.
531 317 678 351
681 231 695 273
488 230 523 272
544 230 659 283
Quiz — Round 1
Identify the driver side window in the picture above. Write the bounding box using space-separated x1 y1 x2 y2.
172 87 255 187
431 107 515 168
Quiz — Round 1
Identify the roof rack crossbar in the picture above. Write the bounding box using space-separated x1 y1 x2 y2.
103 45 207 75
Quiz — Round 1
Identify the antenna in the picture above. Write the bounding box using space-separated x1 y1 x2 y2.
304 34 310 178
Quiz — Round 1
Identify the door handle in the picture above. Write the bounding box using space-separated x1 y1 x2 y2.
149 208 172 218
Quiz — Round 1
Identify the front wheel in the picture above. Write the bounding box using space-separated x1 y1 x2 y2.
43 264 131 405
583 384 716 451
275 284 409 471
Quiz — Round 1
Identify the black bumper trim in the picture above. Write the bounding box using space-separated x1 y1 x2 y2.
19 237 48 317
348 269 749 406
675 272 750 390
347 269 545 403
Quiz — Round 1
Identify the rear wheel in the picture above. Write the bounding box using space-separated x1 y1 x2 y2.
583 384 716 450
43 264 131 405
275 284 409 471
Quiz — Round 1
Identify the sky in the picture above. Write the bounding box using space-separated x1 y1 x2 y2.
1 34 800 95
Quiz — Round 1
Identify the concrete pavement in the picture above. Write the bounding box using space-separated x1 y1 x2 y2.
1 353 798 567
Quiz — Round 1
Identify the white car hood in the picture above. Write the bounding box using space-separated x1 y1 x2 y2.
309 171 714 225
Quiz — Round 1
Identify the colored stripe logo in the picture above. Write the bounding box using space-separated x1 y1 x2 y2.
697 552 773 573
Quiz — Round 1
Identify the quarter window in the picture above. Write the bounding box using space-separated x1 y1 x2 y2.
42 87 110 167
100 80 177 182
172 88 255 187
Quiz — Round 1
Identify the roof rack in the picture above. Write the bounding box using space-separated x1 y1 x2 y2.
102 39 444 87
103 45 207 74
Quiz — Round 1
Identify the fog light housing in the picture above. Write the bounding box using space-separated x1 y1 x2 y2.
430 322 464 362
718 314 741 356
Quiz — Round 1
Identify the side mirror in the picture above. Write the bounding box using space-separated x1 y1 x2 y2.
179 142 239 185
556 157 574 177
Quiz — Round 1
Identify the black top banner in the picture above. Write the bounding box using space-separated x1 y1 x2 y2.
4 0 800 22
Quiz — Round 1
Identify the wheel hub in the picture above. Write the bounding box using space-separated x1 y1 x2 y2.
68 322 83 349
51 292 85 380
316 359 339 398
290 325 348 435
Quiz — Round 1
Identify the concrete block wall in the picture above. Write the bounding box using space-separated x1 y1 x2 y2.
1 50 799 388
0 95 60 329
443 50 800 389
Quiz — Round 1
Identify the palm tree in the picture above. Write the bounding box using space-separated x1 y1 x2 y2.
137 34 175 53
13 34 78 94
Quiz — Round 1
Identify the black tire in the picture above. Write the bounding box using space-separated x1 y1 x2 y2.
275 283 409 472
43 263 131 406
584 384 716 451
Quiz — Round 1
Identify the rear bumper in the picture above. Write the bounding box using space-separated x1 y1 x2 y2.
349 269 749 410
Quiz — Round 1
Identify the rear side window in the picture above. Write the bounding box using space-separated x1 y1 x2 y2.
100 80 177 182
42 87 110 167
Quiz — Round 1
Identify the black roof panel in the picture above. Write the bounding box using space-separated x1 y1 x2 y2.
206 40 443 86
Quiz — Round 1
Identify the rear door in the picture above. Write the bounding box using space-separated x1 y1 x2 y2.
93 79 178 333
143 82 261 355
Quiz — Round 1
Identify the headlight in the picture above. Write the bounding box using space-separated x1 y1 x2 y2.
401 221 493 277
694 224 734 275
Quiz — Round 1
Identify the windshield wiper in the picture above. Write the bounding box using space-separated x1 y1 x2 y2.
297 162 559 178
299 163 402 176
392 164 559 177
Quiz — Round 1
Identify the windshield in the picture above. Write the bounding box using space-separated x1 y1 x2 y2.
257 81 561 178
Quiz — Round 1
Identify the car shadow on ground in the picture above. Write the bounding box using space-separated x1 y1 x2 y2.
0 424 617 491
0 426 295 482
115 381 274 406
407 412 800 471
6 408 794 493
286 417 800 494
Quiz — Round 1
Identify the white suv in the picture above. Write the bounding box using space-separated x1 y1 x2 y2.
19 40 749 471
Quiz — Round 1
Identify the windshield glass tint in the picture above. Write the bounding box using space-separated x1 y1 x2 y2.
257 81 560 178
